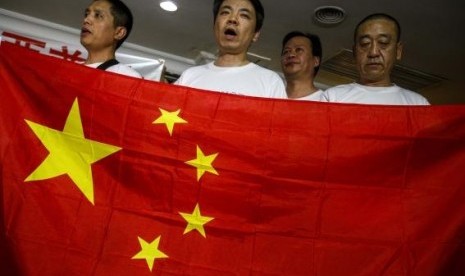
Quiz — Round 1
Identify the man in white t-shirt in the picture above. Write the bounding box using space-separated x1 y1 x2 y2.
281 31 324 101
80 0 141 78
175 0 286 99
323 13 429 105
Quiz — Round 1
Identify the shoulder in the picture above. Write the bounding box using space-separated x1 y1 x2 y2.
324 83 354 92
183 63 210 73
395 86 430 105
295 89 325 101
247 64 285 86
322 83 369 102
248 63 280 77
178 63 211 77
175 64 210 84
108 63 142 78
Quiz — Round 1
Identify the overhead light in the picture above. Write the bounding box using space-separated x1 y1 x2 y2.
160 0 178 12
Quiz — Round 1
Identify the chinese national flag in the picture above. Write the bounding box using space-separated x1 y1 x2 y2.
1 43 465 275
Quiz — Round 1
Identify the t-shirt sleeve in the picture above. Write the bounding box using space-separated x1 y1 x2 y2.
269 75 287 99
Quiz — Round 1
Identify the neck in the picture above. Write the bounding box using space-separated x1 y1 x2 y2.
358 78 393 87
85 49 116 64
285 78 318 99
214 52 250 67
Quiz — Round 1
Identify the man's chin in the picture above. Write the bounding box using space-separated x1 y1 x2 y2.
283 68 300 77
365 63 384 70
362 68 385 78
80 37 89 46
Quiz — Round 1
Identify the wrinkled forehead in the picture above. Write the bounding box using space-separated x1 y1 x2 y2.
356 19 399 40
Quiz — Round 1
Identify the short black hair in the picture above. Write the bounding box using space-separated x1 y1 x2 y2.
282 31 322 76
98 0 134 49
354 13 401 43
213 0 264 32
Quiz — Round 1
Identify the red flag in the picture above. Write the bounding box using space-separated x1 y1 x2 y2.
1 43 465 275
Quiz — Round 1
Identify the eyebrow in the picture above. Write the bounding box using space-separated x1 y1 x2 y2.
358 34 391 40
220 5 253 15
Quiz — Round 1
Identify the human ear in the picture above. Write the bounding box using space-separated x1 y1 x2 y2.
252 31 260 42
314 56 321 67
396 42 403 60
114 26 127 41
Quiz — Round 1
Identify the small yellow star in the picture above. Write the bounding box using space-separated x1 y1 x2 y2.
24 98 121 205
153 108 187 136
132 236 168 272
179 203 214 238
185 145 219 181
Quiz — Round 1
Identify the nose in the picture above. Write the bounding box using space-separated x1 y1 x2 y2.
227 13 238 25
83 11 92 25
282 49 296 59
368 43 380 57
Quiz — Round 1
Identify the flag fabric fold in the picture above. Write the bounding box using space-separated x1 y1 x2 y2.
1 43 465 275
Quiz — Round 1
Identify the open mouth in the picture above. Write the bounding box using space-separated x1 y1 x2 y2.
224 28 237 38
81 27 91 36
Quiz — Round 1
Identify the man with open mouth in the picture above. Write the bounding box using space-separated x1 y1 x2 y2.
80 0 141 78
175 0 286 99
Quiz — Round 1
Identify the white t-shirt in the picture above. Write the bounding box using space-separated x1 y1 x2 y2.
86 62 142 78
322 83 429 105
289 89 324 101
175 62 286 99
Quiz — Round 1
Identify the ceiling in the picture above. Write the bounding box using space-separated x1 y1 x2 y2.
1 0 464 96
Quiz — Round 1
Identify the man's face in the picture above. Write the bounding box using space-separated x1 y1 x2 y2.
354 18 402 86
214 0 260 55
80 0 122 51
281 36 319 80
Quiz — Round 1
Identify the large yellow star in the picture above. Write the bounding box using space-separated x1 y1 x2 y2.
185 145 219 181
24 98 121 205
132 236 168 272
152 108 187 136
179 203 214 238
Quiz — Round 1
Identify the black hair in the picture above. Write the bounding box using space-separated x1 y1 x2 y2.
282 31 322 76
354 13 401 43
98 0 133 49
213 0 264 32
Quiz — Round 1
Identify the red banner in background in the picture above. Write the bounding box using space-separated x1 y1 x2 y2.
0 30 164 81
1 44 465 275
